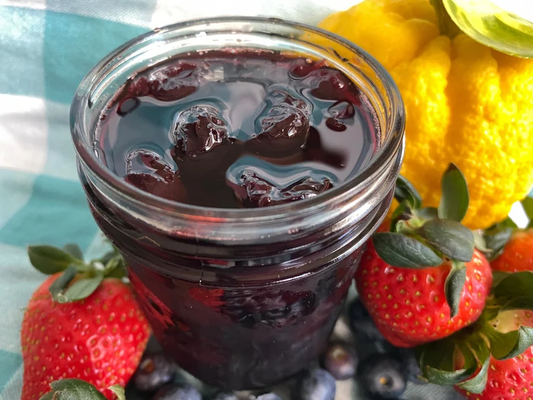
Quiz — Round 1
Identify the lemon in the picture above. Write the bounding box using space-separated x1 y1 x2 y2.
319 0 533 229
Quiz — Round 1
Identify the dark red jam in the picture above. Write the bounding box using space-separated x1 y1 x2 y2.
96 50 379 208
86 49 382 390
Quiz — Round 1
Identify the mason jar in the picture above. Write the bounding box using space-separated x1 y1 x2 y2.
70 17 405 390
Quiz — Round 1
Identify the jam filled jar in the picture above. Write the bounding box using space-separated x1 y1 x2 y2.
71 17 405 390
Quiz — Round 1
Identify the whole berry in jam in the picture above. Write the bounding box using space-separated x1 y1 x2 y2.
172 105 228 158
322 342 358 380
230 170 332 208
133 353 178 392
221 289 317 329
251 89 310 156
293 368 336 400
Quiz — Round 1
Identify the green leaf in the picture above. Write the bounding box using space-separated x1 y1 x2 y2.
501 297 533 312
490 271 510 290
28 246 82 275
445 262 467 318
390 200 409 231
494 271 533 301
109 385 126 400
416 207 439 221
522 196 533 229
100 250 117 265
498 217 519 229
483 325 533 360
481 305 501 322
395 175 422 209
372 232 442 268
421 339 456 372
63 274 103 301
456 358 490 394
103 255 126 279
456 331 490 369
63 244 84 261
467 332 491 363
49 266 78 303
425 366 474 386
40 378 107 400
500 326 533 360
472 230 490 252
416 219 474 262
483 217 517 257
438 163 469 222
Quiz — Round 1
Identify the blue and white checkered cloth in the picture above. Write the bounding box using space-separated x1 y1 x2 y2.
0 1 528 399
0 1 363 397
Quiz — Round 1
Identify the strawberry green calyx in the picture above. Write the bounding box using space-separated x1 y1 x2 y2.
39 378 125 400
523 195 533 229
418 271 533 394
374 163 475 316
477 193 533 261
27 242 126 303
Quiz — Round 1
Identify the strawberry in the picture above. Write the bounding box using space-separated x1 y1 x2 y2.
355 243 491 347
455 310 533 399
491 229 533 273
21 244 150 400
458 345 533 400
355 164 492 347
416 270 533 396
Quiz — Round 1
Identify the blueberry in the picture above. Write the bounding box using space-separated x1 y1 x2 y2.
322 342 358 380
348 299 384 342
152 383 202 400
210 391 239 400
390 347 425 384
256 393 282 400
134 353 178 392
358 354 407 400
293 368 336 400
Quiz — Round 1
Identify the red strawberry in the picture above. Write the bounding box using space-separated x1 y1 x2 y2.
491 229 533 273
21 244 150 399
355 242 492 347
355 164 494 347
455 310 533 400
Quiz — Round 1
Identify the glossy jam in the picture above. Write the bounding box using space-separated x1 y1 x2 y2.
87 50 381 389
96 50 378 208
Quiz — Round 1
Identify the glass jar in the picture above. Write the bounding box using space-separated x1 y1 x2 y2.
71 17 405 390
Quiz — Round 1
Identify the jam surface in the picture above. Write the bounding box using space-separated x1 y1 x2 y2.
96 50 379 208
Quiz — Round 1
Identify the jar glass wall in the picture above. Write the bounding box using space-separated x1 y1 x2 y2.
71 17 405 390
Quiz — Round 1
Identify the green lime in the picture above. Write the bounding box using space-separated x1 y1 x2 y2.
443 0 533 58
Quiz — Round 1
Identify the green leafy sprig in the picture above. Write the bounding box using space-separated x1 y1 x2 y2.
39 378 126 400
27 242 125 303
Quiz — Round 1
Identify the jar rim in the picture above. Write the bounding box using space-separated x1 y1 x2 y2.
70 16 404 223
